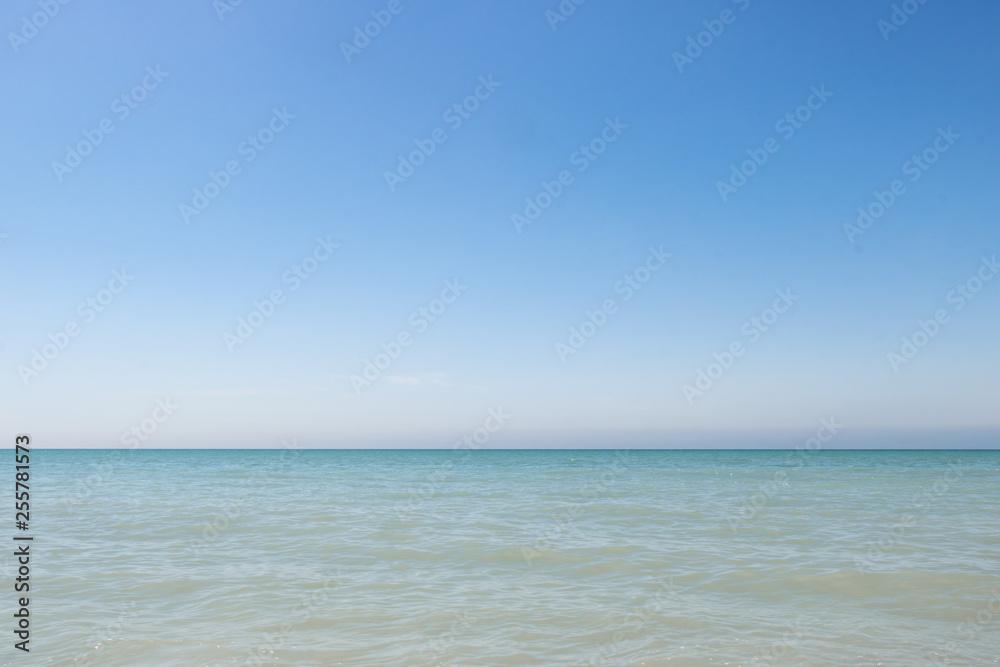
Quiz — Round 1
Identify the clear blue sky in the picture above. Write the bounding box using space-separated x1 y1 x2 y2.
2 0 998 447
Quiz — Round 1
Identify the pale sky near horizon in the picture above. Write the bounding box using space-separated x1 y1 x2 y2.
1 0 998 448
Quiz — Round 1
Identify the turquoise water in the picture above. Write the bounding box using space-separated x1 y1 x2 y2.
9 449 1000 666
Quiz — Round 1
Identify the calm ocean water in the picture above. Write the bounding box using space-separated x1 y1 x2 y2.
7 449 999 666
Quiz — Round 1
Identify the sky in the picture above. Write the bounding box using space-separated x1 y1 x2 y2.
1 0 998 448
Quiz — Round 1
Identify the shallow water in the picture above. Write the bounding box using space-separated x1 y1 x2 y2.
10 449 1000 665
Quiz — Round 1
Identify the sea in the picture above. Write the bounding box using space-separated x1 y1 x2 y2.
8 449 999 666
